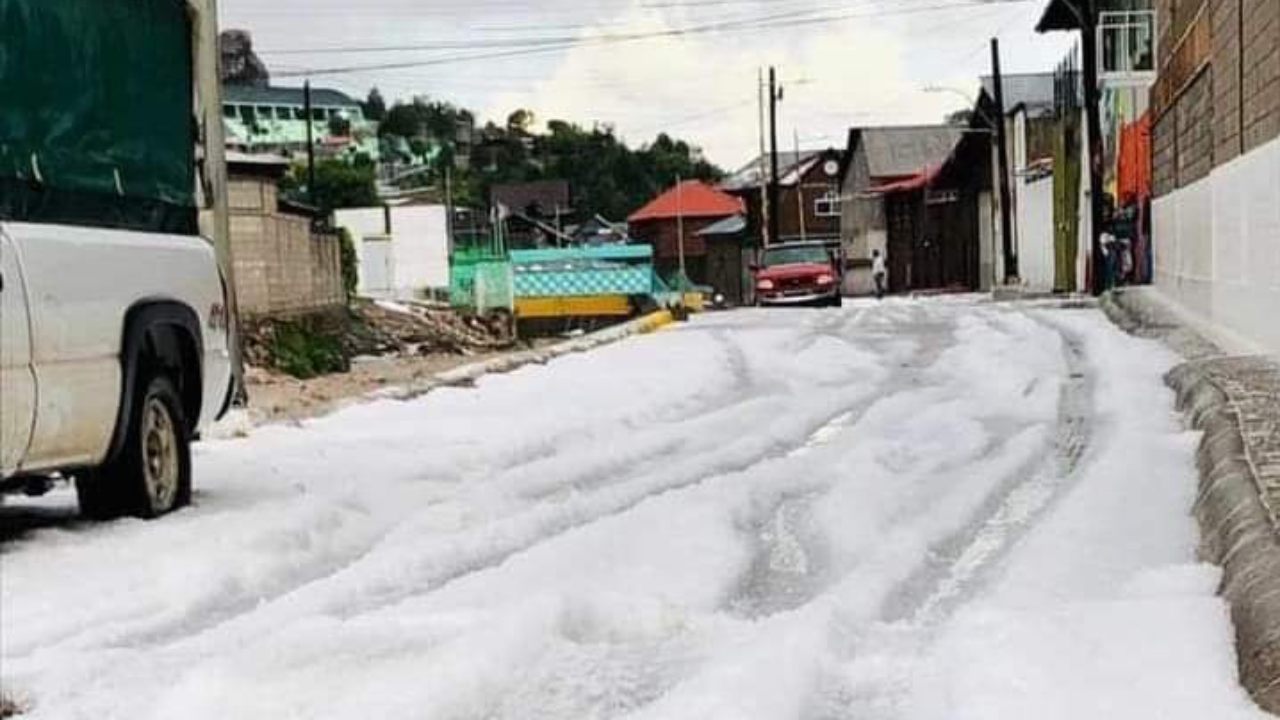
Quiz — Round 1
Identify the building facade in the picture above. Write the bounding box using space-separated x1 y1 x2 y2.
223 85 379 161
628 180 745 288
721 149 844 247
838 126 966 294
1148 0 1280 353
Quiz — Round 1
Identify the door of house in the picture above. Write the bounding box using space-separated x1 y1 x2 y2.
361 234 395 298
705 239 744 304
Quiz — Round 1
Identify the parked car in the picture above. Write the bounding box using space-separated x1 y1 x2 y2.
0 0 237 518
752 242 844 307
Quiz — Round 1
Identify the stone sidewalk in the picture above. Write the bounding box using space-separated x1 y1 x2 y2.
1105 288 1280 710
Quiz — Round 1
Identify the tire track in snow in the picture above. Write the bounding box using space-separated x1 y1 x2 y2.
726 305 959 620
146 312 888 648
816 311 1096 719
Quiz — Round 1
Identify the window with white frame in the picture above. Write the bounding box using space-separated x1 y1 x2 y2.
1099 10 1156 80
814 189 841 217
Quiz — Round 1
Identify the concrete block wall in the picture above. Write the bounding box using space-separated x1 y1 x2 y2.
226 176 345 319
1242 0 1280 153
1151 0 1280 356
1154 0 1280 188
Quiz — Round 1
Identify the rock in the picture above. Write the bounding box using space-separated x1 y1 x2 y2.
220 30 270 87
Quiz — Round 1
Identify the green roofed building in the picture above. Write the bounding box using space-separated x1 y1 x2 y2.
223 85 380 162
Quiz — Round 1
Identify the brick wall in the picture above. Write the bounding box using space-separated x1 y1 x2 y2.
1242 0 1280 153
1153 0 1280 196
1177 70 1216 185
1153 113 1180 195
224 175 345 318
1211 0 1242 164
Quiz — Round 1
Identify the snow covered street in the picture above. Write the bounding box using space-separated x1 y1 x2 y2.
0 297 1269 719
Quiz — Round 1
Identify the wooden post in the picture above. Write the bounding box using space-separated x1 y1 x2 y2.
1079 1 1107 295
768 67 781 248
991 37 1019 282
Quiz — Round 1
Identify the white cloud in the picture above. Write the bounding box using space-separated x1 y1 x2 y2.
482 1 995 167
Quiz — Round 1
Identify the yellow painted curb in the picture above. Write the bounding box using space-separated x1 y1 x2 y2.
636 309 676 334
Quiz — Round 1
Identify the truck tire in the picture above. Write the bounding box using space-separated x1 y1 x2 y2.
76 375 191 520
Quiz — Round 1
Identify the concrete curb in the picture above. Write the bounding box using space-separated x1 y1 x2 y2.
1103 288 1280 711
1168 362 1280 711
371 309 677 402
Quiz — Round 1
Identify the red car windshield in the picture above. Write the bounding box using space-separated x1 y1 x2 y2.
763 246 831 267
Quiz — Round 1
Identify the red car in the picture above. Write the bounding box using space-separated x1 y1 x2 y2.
753 243 843 307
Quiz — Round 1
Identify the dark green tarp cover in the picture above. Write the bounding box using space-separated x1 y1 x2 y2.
0 0 197 234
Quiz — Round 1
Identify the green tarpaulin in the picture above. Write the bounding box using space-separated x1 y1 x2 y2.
0 0 197 233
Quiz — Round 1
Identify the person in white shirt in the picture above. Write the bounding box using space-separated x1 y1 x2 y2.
871 249 888 300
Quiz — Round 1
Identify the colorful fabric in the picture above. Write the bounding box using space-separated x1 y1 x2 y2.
1117 113 1152 205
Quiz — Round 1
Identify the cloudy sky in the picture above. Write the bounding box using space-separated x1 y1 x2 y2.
221 0 1075 169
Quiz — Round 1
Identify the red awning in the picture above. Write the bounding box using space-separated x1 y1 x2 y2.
866 164 943 195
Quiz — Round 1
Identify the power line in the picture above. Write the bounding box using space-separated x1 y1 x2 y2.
272 0 1033 78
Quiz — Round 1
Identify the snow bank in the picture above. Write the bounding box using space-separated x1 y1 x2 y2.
1 302 1267 719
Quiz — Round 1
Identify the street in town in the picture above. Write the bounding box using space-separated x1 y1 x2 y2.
1 298 1266 719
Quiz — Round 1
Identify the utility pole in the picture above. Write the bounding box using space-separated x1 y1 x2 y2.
757 68 771 250
990 38 1018 283
768 66 782 248
1078 1 1106 295
304 80 317 210
794 129 807 243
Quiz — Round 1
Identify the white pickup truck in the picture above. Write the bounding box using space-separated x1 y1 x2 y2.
0 0 238 518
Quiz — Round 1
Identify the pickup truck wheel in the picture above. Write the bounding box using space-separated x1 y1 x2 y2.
76 376 191 520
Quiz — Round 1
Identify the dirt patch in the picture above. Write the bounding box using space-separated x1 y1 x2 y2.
233 300 536 423
242 350 515 424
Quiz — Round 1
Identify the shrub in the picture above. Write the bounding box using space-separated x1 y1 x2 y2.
271 322 348 379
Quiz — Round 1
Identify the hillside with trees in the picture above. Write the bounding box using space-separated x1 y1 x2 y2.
367 90 723 220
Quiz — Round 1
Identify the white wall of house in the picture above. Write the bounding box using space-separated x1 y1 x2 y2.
1153 135 1280 355
335 205 451 299
1016 176 1056 293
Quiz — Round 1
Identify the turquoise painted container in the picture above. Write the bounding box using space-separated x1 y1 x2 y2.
509 246 661 298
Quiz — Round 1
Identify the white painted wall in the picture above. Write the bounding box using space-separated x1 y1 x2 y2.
1016 176 1056 293
335 205 451 299
1154 135 1280 356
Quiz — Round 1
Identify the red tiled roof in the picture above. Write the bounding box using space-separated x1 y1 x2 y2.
628 180 745 223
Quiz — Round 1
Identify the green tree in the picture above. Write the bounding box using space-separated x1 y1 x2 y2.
362 88 387 122
281 159 378 214
506 108 536 134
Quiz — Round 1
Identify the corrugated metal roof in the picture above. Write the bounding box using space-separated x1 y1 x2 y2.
980 72 1056 113
860 126 964 179
696 214 747 237
720 151 820 191
223 84 361 108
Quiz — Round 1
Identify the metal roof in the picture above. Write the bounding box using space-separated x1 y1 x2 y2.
980 73 1057 114
696 214 747 237
858 126 964 179
720 151 821 191
223 84 361 108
